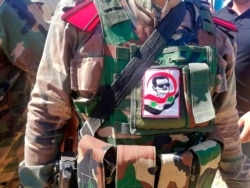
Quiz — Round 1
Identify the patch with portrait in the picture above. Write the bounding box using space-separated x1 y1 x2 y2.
142 68 180 118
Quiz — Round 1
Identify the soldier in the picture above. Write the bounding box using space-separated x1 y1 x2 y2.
19 0 250 187
0 0 59 187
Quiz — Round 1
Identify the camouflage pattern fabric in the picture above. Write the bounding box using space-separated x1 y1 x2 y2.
77 134 221 188
189 140 222 188
75 1 220 187
158 151 193 188
0 0 59 186
19 0 250 187
116 145 156 187
78 135 114 188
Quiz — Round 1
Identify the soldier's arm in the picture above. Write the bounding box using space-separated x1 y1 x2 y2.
212 26 240 150
18 0 81 187
212 27 248 185
0 1 50 85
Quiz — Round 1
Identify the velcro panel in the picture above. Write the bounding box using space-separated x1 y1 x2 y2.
104 10 129 26
189 63 215 123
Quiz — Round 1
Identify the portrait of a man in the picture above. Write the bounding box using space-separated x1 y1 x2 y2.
142 68 180 118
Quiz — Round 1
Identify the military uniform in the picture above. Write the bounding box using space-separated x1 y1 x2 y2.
0 0 59 187
19 0 250 187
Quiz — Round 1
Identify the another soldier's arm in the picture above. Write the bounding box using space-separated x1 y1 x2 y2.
238 112 250 143
0 1 50 84
212 27 238 140
212 28 248 185
19 0 81 187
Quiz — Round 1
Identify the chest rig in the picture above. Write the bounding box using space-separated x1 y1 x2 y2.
69 0 223 187
73 0 219 139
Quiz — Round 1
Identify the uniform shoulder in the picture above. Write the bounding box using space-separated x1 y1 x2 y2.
213 16 238 32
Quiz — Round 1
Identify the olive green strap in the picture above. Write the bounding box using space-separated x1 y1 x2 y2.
189 63 215 123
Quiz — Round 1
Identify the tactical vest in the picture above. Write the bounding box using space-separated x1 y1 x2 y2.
69 0 223 187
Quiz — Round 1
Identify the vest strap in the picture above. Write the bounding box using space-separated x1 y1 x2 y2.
189 63 215 123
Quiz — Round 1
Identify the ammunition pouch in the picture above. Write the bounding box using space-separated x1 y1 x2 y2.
77 135 222 188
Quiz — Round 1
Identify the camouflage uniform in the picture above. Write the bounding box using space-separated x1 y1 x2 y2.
0 0 59 187
19 0 250 187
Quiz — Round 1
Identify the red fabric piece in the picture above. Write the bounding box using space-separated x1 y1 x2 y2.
213 16 238 32
62 0 100 32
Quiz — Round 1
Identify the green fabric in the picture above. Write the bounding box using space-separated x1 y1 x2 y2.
117 164 142 187
100 0 122 11
115 46 130 61
199 7 215 34
95 0 138 44
19 161 54 187
72 97 99 115
75 45 217 135
189 140 222 187
159 46 217 87
189 63 215 123
128 46 216 134
104 9 129 27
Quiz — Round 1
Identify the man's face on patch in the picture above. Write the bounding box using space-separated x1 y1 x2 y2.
154 77 170 96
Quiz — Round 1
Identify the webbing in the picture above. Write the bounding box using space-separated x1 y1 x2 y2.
80 2 186 137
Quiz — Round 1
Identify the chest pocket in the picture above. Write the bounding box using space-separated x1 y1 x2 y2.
126 45 217 135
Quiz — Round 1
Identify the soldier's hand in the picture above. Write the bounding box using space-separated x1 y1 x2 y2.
238 111 250 143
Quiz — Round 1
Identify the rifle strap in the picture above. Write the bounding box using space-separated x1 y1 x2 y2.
80 1 186 137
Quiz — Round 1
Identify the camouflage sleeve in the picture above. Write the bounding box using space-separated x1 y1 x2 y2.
24 0 74 166
0 0 51 82
212 27 240 153
0 0 58 185
212 27 247 183
20 0 92 186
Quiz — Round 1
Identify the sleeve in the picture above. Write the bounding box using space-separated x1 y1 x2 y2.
19 0 80 186
212 27 242 160
0 1 51 80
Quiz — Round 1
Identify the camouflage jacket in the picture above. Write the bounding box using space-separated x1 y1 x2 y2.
19 0 245 187
0 0 59 184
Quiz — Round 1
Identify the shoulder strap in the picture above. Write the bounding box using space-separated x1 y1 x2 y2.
80 1 186 137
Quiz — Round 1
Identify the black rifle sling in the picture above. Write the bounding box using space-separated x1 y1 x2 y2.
80 2 186 136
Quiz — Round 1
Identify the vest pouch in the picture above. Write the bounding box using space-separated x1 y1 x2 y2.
116 145 156 187
77 135 115 188
78 136 157 188
157 151 193 188
70 57 103 96
129 45 216 135
130 67 187 134
70 57 103 124
183 63 215 128
188 140 222 188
